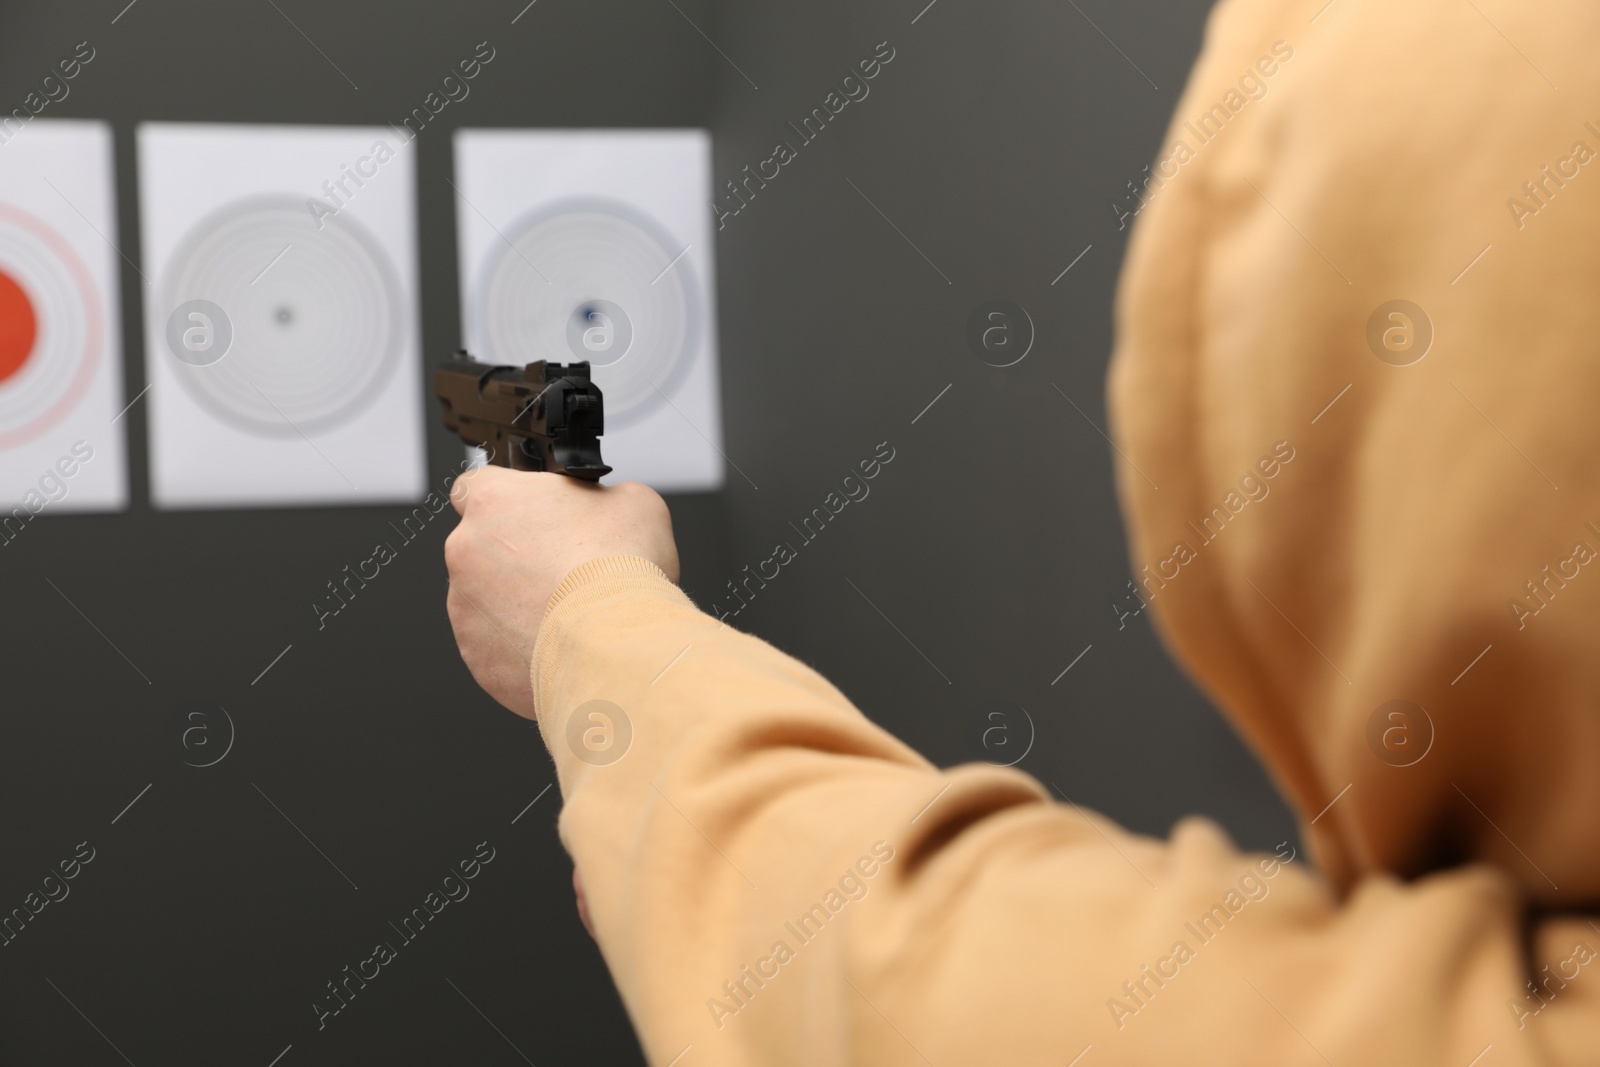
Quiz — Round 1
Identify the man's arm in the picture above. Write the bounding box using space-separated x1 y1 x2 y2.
444 471 1590 1066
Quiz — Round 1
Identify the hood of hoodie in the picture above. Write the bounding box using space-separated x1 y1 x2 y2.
1108 0 1600 906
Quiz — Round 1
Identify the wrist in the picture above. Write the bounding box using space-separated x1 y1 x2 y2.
532 555 687 708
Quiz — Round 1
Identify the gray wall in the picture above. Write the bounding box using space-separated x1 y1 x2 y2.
0 1 1295 1064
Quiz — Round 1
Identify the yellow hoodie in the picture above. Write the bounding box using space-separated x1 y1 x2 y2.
530 1 1600 1062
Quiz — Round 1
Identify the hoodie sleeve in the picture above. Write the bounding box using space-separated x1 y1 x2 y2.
532 558 1593 1067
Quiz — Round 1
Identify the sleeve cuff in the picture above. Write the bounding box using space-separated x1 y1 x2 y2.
530 554 694 710
546 554 675 612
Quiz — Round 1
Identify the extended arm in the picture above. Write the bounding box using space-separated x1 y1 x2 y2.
444 471 1585 1066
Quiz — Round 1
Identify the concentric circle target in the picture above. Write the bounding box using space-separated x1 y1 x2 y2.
162 198 402 435
0 269 37 384
475 199 699 424
0 203 102 451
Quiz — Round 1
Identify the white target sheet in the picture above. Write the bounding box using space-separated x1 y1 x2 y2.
138 123 426 509
0 120 128 515
453 129 724 492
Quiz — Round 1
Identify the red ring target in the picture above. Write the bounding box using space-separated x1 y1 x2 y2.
0 202 103 450
0 268 36 384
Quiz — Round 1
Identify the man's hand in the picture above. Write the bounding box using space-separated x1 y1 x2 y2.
444 467 680 717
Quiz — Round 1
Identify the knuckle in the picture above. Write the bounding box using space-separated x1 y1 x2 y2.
469 480 499 509
443 528 470 571
619 480 663 510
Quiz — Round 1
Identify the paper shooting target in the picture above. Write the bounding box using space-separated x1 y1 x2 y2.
0 203 103 451
161 198 403 435
474 199 700 425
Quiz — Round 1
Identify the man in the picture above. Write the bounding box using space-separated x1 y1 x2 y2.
444 0 1600 1061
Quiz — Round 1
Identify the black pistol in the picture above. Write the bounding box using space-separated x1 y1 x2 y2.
433 350 613 480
